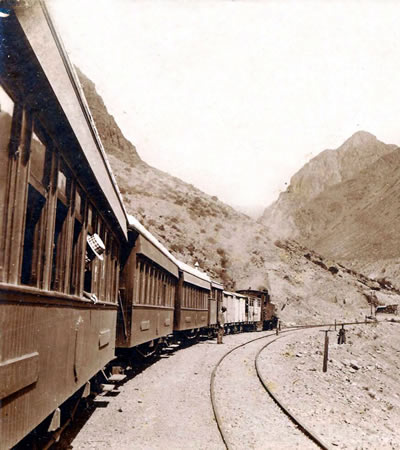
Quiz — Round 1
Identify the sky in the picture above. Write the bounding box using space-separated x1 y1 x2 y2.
49 0 400 217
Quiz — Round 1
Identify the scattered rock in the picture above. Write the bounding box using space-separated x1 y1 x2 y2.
350 360 360 370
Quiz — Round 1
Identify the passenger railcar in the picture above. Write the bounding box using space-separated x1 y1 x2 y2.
0 3 128 448
117 215 179 356
174 260 211 338
236 289 277 329
0 3 280 447
209 280 224 331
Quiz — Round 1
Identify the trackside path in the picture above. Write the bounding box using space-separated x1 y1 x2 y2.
59 332 271 450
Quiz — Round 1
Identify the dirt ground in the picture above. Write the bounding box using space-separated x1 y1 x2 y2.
58 319 400 450
61 332 270 450
259 319 400 449
213 335 318 449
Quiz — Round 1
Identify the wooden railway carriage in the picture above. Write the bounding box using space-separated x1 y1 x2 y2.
222 291 247 331
117 215 179 354
174 261 211 336
0 3 128 448
209 280 223 328
236 289 277 329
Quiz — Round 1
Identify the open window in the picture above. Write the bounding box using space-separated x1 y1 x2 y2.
84 204 95 293
70 186 85 295
21 126 51 287
51 161 71 292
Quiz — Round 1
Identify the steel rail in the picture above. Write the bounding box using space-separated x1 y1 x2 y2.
210 320 381 450
210 330 297 450
254 334 333 450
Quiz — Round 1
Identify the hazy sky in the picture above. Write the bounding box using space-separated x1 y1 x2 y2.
49 0 400 217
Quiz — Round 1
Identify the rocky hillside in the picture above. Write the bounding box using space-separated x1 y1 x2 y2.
77 69 400 324
260 132 400 281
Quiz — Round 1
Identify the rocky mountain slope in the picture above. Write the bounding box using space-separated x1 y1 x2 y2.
77 69 400 324
260 132 400 281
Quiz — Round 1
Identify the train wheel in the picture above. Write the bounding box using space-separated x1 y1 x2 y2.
135 340 160 360
183 329 199 341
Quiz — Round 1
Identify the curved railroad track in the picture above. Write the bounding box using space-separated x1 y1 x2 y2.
39 319 389 449
210 327 332 449
254 336 332 450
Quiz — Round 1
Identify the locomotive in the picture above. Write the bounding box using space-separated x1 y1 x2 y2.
0 3 276 448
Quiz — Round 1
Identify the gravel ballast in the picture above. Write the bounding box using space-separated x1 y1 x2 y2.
258 321 400 449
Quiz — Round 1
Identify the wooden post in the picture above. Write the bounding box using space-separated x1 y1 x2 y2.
323 331 329 372
320 330 332 372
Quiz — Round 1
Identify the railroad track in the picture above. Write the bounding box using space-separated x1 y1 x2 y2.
210 318 395 449
40 319 390 449
210 327 334 450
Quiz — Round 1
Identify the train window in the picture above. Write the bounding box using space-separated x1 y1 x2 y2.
136 259 142 303
141 261 146 303
111 240 119 302
89 219 102 296
159 272 163 306
147 264 152 304
21 185 46 286
70 217 83 295
148 266 153 304
75 188 83 221
104 233 111 301
51 163 71 292
166 276 170 306
57 169 68 200
51 199 68 291
99 229 108 299
104 232 118 303
143 263 149 304
155 268 159 305
30 133 48 190
87 204 93 233
153 268 157 305
143 263 148 304
154 270 159 305
70 187 84 295
162 282 167 306
21 129 51 287
152 266 156 304
0 85 14 279
142 260 147 303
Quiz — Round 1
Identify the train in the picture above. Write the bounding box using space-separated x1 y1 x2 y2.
0 3 276 448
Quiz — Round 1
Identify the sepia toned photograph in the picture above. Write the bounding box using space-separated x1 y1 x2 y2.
1 0 400 448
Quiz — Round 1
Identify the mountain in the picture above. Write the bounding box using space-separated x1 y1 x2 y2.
76 69 400 324
260 131 400 280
